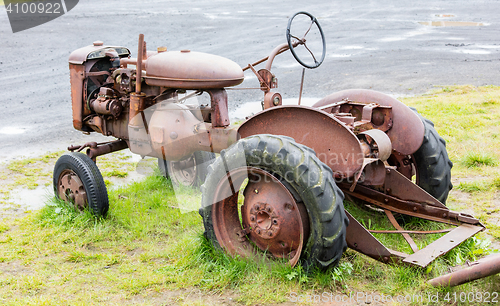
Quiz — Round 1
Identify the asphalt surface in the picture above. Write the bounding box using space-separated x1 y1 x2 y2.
0 0 499 162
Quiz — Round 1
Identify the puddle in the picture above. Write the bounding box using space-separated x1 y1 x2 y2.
435 14 455 18
419 21 485 27
455 49 491 55
340 45 364 50
0 127 26 135
330 53 352 58
9 186 52 210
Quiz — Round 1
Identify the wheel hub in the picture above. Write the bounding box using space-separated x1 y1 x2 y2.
58 169 87 211
248 202 280 238
169 155 197 186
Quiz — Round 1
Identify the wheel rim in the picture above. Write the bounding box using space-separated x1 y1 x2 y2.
168 154 197 186
211 167 309 266
57 169 87 211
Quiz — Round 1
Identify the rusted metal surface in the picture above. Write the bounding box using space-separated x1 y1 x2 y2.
345 211 407 264
429 254 500 287
247 65 270 92
68 140 128 162
56 169 87 211
403 224 484 267
149 102 209 160
387 152 414 180
90 87 123 118
211 167 307 266
69 64 85 131
241 168 308 266
313 89 425 155
144 50 244 89
208 89 230 128
263 92 282 109
384 168 447 209
265 43 292 71
136 34 145 94
238 105 364 178
358 159 386 186
349 158 386 192
206 125 239 153
341 179 481 226
369 228 452 234
86 140 128 161
385 209 419 253
359 129 392 161
258 69 277 91
129 92 146 128
319 100 393 133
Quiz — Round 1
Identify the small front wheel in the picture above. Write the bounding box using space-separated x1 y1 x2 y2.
53 152 109 217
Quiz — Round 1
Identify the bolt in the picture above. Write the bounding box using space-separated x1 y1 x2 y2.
413 207 417 211
250 216 255 221
255 204 260 210
266 207 272 213
254 189 259 194
386 188 391 193
386 169 391 174
256 229 261 234
273 96 280 106
268 231 273 237
443 213 447 218
384 198 389 203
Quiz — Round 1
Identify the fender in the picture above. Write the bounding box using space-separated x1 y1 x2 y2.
238 105 364 178
313 89 424 155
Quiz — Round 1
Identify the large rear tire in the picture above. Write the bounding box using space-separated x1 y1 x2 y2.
411 108 453 204
200 134 348 271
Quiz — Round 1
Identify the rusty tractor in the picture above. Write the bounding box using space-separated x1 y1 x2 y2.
54 12 500 286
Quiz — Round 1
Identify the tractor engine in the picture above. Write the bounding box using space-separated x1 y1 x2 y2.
68 40 244 160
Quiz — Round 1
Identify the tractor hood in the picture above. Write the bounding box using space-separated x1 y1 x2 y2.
144 50 244 89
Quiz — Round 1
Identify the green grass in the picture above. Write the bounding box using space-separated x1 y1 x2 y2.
0 172 498 305
1 85 500 304
400 85 500 229
0 150 136 209
462 151 498 168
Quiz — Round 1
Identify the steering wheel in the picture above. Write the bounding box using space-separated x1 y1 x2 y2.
286 12 326 69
